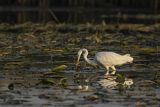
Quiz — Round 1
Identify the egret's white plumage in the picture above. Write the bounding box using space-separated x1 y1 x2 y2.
76 48 133 75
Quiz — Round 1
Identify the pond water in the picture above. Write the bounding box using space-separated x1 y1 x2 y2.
0 23 159 107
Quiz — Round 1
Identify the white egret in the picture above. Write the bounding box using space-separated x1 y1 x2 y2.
76 48 133 75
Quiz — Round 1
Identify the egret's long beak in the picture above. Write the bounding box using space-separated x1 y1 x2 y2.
76 55 81 68
76 50 82 70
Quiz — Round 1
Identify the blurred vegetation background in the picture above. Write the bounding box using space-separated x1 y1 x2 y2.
0 0 159 24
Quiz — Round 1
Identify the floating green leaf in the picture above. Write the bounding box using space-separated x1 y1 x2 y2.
50 65 67 72
59 78 68 87
40 79 56 85
59 78 67 83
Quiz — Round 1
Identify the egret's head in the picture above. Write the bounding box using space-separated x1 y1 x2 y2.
124 54 133 63
76 48 89 68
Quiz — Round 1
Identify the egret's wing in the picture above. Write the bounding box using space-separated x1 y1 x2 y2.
95 52 126 66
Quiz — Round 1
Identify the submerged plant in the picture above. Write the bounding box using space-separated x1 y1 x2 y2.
115 73 126 91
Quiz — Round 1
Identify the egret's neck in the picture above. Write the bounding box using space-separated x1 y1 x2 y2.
83 51 97 66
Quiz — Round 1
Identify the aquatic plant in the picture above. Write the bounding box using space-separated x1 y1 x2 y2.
39 65 68 88
115 74 126 91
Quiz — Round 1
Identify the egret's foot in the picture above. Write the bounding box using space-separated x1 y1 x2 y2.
78 85 83 89
83 85 89 90
110 73 116 76
105 72 109 76
111 70 116 75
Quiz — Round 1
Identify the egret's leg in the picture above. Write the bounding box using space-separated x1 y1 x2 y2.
111 66 116 74
105 66 109 75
